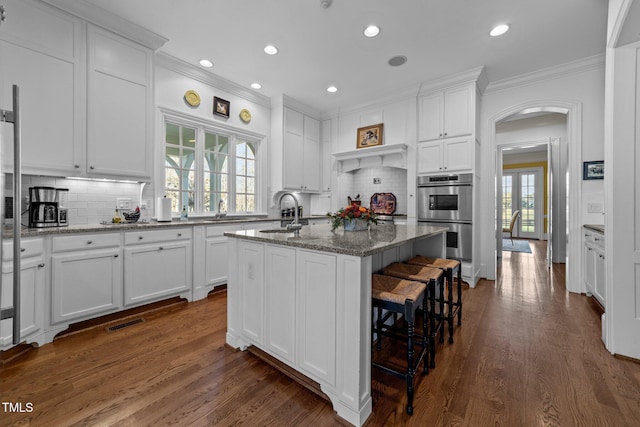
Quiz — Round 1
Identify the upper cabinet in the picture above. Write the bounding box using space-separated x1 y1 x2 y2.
86 25 152 179
0 0 162 180
271 101 322 193
0 0 83 176
416 67 485 175
418 86 473 142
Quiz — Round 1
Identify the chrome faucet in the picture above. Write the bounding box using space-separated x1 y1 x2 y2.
279 192 302 235
215 199 226 218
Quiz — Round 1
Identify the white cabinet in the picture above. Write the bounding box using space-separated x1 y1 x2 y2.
418 85 473 142
265 245 296 363
296 250 336 385
124 228 192 307
0 0 83 176
417 136 472 174
238 241 265 344
86 25 152 179
200 223 247 297
51 233 122 325
1 238 45 349
273 106 322 192
584 228 605 307
321 119 332 192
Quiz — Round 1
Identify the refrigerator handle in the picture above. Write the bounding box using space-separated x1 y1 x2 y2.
0 85 22 345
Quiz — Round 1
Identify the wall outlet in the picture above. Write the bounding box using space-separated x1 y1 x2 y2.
116 198 131 210
373 178 381 184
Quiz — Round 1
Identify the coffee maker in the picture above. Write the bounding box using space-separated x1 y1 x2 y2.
29 186 67 228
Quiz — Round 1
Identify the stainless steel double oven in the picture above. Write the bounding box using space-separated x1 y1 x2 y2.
417 173 472 261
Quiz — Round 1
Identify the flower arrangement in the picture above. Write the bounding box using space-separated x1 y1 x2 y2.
327 203 378 231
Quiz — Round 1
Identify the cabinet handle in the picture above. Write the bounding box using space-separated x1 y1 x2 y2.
114 254 119 258
90 165 95 170
159 246 164 250
38 263 45 268
20 247 25 252
444 132 448 136
177 233 182 237
138 236 143 240
444 166 448 170
599 255 604 259
87 240 93 245
587 248 592 251
594 237 600 241
439 133 443 137
74 164 80 169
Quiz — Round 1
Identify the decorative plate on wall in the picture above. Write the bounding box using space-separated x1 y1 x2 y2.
239 108 252 123
370 192 397 215
184 90 201 107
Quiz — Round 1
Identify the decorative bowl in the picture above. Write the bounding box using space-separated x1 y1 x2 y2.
122 210 141 223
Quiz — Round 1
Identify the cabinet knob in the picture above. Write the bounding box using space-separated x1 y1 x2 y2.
138 236 143 240
38 263 45 268
74 164 80 169
177 233 182 237
159 246 164 250
20 247 25 252
87 240 93 245
114 254 119 258
444 132 448 136
439 133 443 137
90 165 95 170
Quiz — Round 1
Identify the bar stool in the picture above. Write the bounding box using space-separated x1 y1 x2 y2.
371 274 429 415
408 256 462 344
382 263 445 367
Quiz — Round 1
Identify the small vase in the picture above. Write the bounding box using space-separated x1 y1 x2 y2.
343 218 369 232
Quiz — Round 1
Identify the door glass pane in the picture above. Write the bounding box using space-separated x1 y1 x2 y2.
502 175 513 229
520 173 535 234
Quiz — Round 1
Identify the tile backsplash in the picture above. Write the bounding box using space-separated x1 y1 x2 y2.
8 175 153 226
337 167 407 214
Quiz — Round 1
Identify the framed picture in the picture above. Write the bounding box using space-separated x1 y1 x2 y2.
213 96 230 118
356 123 383 149
583 160 604 180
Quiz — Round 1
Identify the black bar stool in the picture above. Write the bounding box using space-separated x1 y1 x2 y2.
381 263 445 367
408 256 462 343
371 274 429 415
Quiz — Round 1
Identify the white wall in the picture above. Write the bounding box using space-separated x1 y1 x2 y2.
479 60 606 284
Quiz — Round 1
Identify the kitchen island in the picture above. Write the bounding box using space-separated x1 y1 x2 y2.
224 223 447 426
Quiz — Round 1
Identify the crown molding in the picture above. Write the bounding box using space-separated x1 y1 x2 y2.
155 53 271 109
485 54 605 95
41 0 167 50
417 66 487 96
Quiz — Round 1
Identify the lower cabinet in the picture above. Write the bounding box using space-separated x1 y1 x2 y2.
583 228 605 307
124 228 192 307
265 245 296 363
1 238 45 349
51 233 123 325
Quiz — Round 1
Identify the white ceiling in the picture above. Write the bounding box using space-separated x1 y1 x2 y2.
81 0 608 114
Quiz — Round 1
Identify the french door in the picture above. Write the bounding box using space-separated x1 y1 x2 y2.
502 168 543 240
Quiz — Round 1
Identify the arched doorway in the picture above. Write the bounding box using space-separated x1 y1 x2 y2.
486 101 583 294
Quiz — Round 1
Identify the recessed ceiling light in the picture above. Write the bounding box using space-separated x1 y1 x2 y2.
490 24 510 37
388 55 407 67
264 45 279 55
251 83 262 89
199 59 213 68
327 86 338 93
363 25 380 38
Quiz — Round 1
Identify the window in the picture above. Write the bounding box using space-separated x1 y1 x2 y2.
164 118 259 215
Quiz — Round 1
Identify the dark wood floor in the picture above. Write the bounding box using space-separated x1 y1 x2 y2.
2 240 640 426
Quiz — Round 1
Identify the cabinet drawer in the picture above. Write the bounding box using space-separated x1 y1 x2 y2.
125 228 191 245
584 230 605 249
2 238 44 261
52 233 121 252
206 224 246 237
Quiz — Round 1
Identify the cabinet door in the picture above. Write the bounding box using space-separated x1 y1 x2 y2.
0 258 45 348
283 107 304 190
442 136 472 172
443 86 473 138
51 248 122 324
418 93 443 141
417 141 443 174
0 0 81 176
594 250 605 307
205 236 229 287
124 241 191 307
265 245 296 363
296 250 336 385
87 25 151 179
303 115 321 192
584 244 596 296
239 241 264 344
321 120 332 192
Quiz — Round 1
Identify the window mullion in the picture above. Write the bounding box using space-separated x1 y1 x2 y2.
195 127 205 213
228 136 236 213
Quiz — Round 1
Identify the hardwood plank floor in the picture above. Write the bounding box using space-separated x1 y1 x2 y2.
2 240 640 426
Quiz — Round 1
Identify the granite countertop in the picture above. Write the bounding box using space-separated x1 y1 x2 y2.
584 224 604 233
2 216 329 238
225 223 447 257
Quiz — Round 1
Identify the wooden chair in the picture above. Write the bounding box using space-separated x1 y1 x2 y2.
503 210 521 244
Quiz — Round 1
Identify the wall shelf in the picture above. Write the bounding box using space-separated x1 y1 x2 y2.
332 144 408 173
